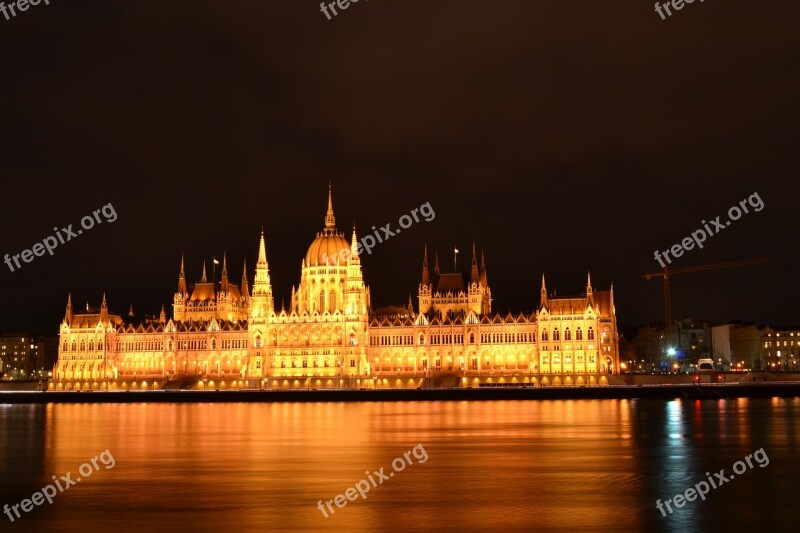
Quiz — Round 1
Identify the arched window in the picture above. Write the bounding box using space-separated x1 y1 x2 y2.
330 291 336 311
319 292 325 312
576 328 583 341
588 327 595 340
542 330 548 342
553 329 560 341
419 334 425 345
469 333 475 344
80 340 86 351
564 328 571 341
63 341 68 351
254 335 262 348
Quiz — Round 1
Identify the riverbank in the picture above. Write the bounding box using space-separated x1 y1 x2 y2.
2 382 800 403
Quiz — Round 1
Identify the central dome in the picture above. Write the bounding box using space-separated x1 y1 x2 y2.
305 184 350 266
305 231 350 266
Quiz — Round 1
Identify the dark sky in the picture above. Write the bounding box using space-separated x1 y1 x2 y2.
1 1 797 334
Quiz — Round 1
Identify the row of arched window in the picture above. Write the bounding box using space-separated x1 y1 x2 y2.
62 339 104 352
541 327 594 342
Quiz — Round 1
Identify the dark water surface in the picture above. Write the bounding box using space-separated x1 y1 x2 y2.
1 399 798 532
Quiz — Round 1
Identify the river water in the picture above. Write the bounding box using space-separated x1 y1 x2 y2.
1 398 797 532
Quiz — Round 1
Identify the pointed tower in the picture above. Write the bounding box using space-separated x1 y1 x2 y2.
480 249 488 287
100 292 109 322
240 259 250 301
586 271 594 306
173 255 188 322
177 254 187 294
160 303 166 324
220 252 229 292
470 241 479 284
421 244 430 286
324 181 336 231
540 274 548 308
251 229 274 318
344 226 367 316
201 261 208 283
64 293 73 325
434 250 440 276
419 245 433 314
128 303 134 318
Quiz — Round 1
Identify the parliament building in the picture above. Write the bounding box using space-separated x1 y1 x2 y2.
51 188 620 390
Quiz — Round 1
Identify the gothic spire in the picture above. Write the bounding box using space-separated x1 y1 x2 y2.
324 182 336 231
221 251 229 292
422 244 430 285
470 241 479 284
177 254 187 293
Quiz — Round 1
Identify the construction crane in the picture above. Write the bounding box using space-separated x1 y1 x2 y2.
642 257 768 348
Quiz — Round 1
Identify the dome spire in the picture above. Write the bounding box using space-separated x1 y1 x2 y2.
324 181 336 231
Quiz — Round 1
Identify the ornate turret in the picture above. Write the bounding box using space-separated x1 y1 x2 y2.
540 274 548 308
240 259 250 301
421 244 430 286
100 292 108 322
220 252 229 292
177 254 187 294
252 229 274 317
470 241 479 284
480 249 488 286
64 293 73 325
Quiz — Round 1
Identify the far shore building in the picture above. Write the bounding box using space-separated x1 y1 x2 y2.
51 187 620 391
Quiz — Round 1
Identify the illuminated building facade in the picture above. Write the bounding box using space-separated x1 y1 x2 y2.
51 188 620 390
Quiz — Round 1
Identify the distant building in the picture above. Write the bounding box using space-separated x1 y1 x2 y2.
0 334 57 380
712 323 764 370
762 326 800 371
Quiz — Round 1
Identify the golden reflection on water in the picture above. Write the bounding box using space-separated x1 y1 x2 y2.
0 398 797 532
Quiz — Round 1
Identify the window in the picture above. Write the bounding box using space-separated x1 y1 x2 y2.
469 333 475 344
542 330 548 342
588 327 595 340
576 328 583 341
553 329 560 341
254 335 263 348
564 328 571 341
349 359 355 367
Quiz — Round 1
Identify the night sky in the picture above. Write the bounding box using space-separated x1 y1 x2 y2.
1 1 797 334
